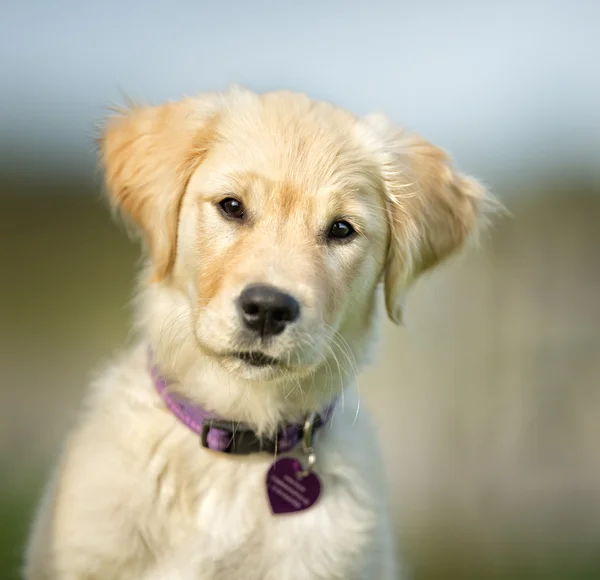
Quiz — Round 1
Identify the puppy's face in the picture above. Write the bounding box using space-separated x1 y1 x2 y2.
101 89 490 385
175 104 387 382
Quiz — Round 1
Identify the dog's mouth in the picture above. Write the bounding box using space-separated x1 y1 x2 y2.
234 351 279 367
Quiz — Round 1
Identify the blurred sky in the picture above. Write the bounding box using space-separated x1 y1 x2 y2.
2 0 599 191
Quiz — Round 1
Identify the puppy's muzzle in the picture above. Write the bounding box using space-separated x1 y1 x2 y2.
238 284 300 337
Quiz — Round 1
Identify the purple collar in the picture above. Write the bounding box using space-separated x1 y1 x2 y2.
150 362 335 455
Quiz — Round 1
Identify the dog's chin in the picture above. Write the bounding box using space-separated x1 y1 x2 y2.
219 352 314 383
191 343 314 383
218 356 280 382
194 331 322 383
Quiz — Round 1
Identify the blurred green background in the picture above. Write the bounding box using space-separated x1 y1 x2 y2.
2 1 600 578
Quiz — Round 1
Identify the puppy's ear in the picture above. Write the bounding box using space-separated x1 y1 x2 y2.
359 115 495 324
99 97 219 280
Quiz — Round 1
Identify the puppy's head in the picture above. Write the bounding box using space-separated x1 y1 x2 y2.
100 89 490 390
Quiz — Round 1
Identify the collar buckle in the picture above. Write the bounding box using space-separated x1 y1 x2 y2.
201 420 278 455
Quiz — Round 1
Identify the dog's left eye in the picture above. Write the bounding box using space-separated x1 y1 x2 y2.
218 197 245 220
328 220 355 241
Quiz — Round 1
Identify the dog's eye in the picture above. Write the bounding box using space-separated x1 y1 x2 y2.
219 197 245 220
328 220 355 241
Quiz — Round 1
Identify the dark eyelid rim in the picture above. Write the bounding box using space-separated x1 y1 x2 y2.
217 195 246 221
323 217 360 244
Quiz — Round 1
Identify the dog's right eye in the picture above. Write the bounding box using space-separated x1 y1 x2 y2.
218 197 245 220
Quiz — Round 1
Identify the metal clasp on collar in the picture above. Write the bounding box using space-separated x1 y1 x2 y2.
201 420 277 455
298 411 319 478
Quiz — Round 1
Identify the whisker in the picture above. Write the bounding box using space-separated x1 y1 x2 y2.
321 322 362 424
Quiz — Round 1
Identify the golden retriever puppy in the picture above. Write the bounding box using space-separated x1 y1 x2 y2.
24 88 491 580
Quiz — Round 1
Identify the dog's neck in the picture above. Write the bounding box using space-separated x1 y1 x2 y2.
150 339 348 434
138 280 382 434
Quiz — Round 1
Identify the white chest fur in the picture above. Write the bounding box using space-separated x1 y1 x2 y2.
139 398 385 579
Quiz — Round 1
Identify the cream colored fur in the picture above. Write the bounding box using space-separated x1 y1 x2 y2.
24 88 490 579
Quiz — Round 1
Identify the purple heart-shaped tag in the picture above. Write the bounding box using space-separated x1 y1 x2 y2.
266 456 321 515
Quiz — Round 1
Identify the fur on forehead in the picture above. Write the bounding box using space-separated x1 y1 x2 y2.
212 90 379 193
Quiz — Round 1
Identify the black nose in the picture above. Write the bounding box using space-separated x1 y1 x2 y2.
238 284 300 337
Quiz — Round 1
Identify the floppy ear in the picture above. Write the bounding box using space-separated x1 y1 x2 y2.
99 97 219 281
360 115 494 324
